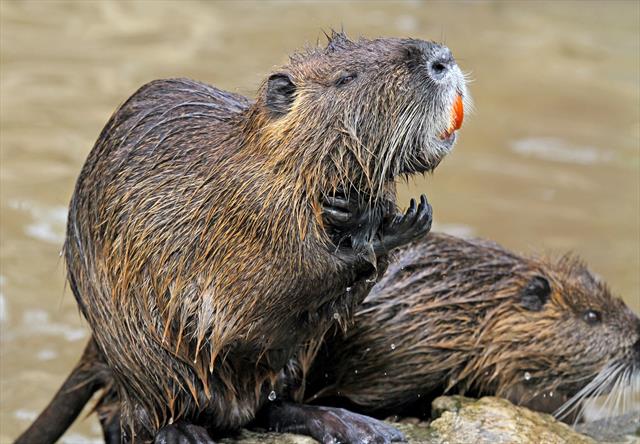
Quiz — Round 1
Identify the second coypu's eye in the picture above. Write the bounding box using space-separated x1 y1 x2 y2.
335 73 357 87
583 309 602 325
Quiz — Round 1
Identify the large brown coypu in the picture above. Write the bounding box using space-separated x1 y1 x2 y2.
303 232 640 422
15 32 468 444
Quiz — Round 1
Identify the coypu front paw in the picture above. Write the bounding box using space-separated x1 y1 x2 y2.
322 194 373 230
154 421 214 444
321 194 381 257
255 402 405 444
375 194 432 254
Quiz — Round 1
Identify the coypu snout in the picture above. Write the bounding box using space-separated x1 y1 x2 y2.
424 45 456 82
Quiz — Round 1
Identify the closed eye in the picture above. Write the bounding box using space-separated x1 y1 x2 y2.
335 73 357 87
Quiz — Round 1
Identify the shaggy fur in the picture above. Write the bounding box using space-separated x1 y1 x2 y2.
304 233 640 421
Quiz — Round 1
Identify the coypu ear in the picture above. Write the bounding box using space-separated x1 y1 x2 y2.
266 73 296 116
520 276 551 312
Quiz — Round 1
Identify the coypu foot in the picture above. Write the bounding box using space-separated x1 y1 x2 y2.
375 194 432 254
322 193 432 258
255 401 406 444
154 421 214 444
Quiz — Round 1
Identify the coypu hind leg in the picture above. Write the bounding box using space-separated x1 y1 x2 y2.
254 403 405 444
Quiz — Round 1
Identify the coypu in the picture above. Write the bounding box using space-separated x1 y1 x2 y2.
16 32 468 444
302 232 640 422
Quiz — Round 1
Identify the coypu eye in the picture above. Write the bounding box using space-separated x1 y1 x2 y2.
520 276 551 312
335 73 357 87
583 309 602 325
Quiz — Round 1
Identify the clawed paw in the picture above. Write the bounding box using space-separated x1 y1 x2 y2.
321 194 370 229
375 194 432 253
154 421 214 444
307 406 406 444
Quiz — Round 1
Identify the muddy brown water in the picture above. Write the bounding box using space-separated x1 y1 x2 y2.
1 1 638 442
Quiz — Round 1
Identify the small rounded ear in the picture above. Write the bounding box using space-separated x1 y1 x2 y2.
520 275 551 312
266 73 296 116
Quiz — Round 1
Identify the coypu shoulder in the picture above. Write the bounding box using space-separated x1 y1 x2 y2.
18 33 468 444
305 232 640 421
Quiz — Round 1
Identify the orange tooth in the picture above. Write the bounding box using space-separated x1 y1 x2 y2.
448 94 464 132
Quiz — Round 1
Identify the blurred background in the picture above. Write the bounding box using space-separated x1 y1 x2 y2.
1 0 638 441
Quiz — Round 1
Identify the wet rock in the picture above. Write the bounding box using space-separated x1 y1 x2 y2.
575 410 640 443
425 396 596 444
219 430 316 444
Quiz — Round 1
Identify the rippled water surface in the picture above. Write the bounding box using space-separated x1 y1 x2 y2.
1 1 638 441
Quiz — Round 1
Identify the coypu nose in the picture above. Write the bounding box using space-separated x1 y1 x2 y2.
427 47 455 81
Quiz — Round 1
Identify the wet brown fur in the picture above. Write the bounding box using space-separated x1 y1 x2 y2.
304 233 640 419
58 33 466 441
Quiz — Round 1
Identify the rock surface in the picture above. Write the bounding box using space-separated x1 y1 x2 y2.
575 410 640 443
219 396 623 444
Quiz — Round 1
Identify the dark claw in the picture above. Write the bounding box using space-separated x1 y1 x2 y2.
404 198 416 222
374 194 433 254
322 194 363 228
154 421 214 444
324 196 352 210
323 207 351 224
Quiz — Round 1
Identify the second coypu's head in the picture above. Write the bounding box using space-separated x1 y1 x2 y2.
246 31 469 200
457 255 640 421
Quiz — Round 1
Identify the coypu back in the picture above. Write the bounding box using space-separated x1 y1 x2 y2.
63 33 468 440
305 233 640 420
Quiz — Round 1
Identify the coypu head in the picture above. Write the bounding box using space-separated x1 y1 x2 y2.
461 255 640 421
246 31 469 202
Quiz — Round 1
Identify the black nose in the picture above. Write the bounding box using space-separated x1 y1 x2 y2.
427 46 455 81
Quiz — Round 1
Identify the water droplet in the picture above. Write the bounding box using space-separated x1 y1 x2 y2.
549 391 554 398
365 278 375 284
268 391 277 401
390 343 396 350
524 372 532 381
346 287 352 292
417 394 421 398
384 372 388 376
365 347 371 353
354 369 358 374
333 312 339 320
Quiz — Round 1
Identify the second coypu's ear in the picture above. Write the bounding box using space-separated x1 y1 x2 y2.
519 275 551 311
266 73 296 116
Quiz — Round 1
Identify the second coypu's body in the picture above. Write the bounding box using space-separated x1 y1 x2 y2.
52 33 468 443
305 233 640 420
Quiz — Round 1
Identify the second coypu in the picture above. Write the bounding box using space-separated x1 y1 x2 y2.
16 32 468 444
304 232 640 422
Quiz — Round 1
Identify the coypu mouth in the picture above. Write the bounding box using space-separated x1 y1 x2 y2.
439 94 464 141
554 361 640 423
